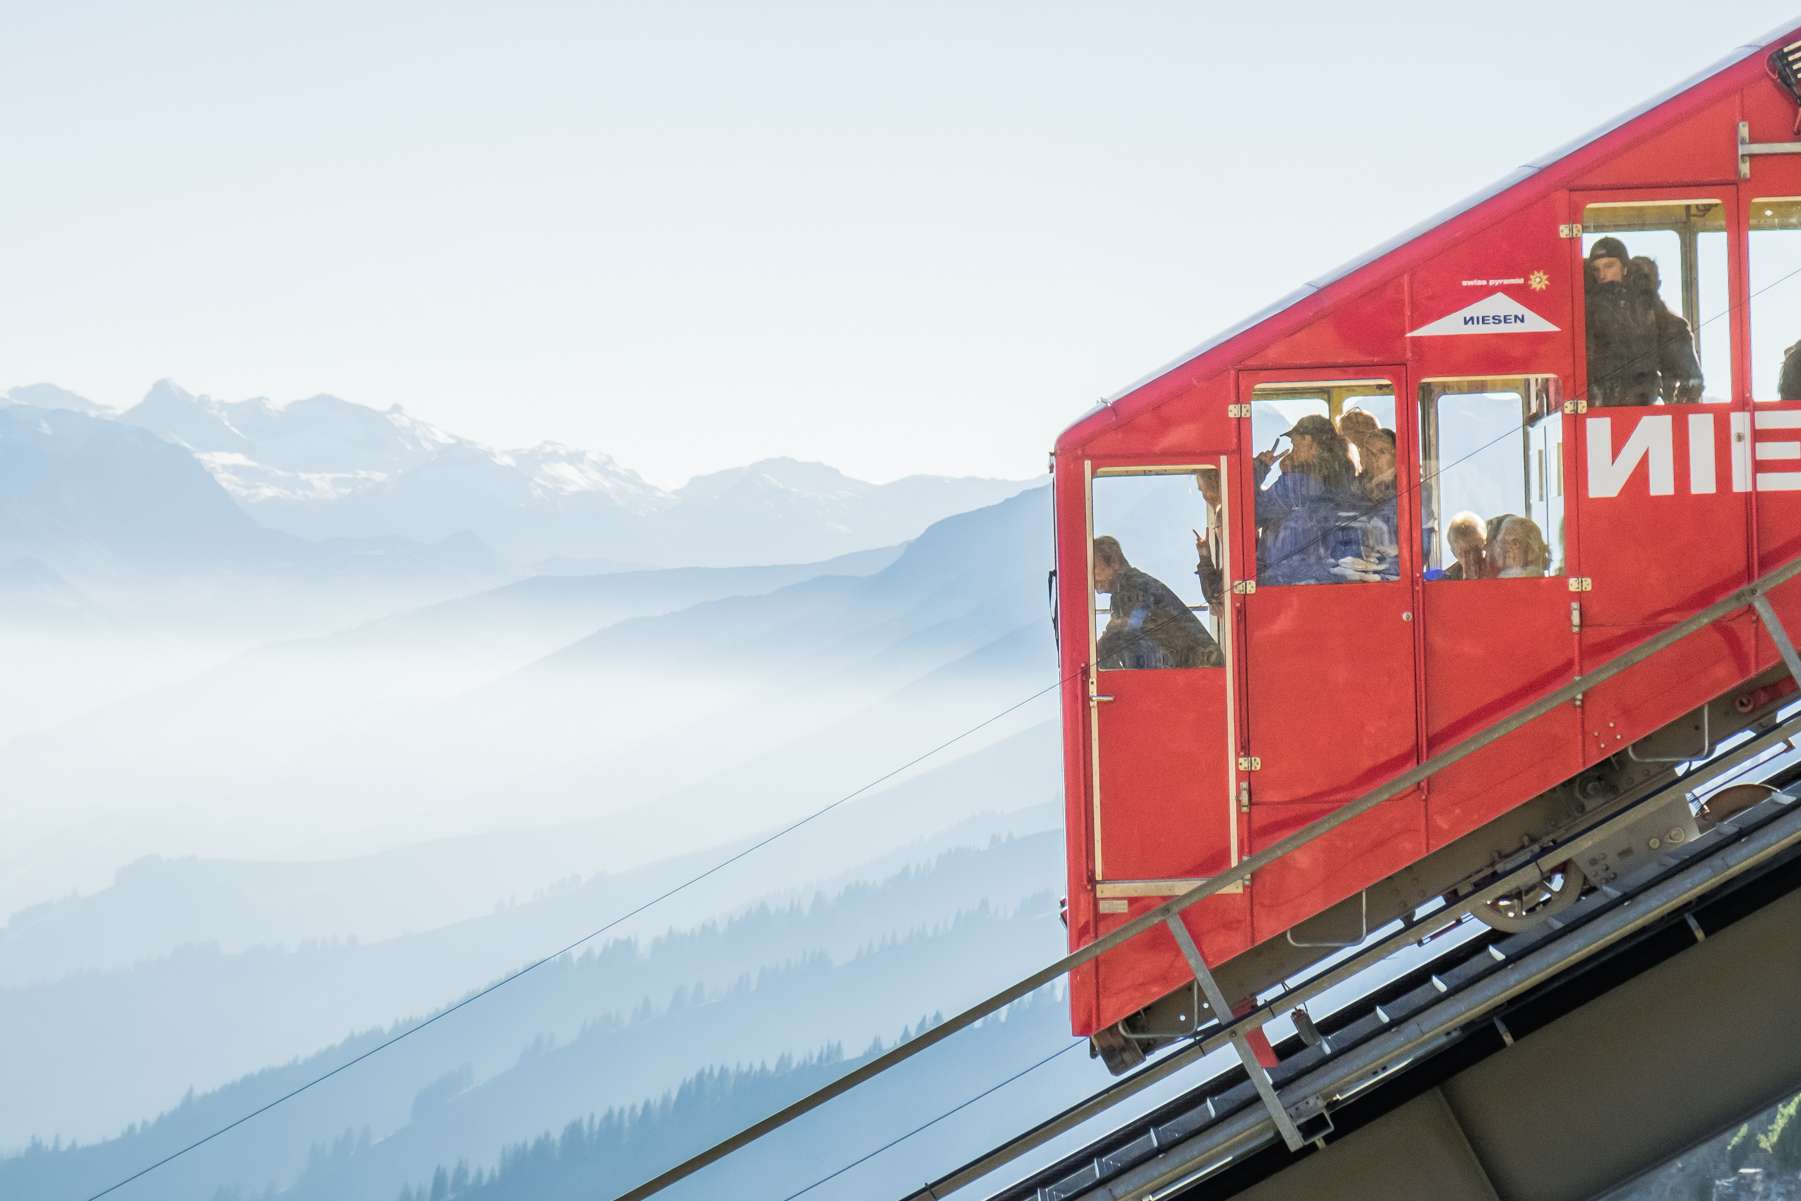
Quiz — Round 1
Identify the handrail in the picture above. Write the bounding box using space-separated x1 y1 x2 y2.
611 552 1801 1201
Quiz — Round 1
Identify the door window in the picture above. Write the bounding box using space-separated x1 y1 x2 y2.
1419 377 1564 581
1580 200 1729 406
1090 468 1227 671
1248 382 1399 586
1749 197 1801 401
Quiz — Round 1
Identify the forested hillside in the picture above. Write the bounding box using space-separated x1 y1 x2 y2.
0 837 1068 1201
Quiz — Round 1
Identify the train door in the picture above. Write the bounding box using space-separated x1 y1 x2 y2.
1416 376 1581 848
1570 189 1757 744
1233 369 1425 938
1086 463 1238 894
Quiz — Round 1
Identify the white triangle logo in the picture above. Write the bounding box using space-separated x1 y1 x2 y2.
1407 292 1560 337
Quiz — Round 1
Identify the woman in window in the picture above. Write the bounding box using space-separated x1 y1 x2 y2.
1253 414 1359 586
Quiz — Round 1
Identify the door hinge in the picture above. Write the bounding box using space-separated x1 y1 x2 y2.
1571 600 1583 634
1563 399 1588 414
1568 577 1593 592
1559 223 1583 239
1231 580 1257 595
1237 755 1262 772
1227 403 1251 418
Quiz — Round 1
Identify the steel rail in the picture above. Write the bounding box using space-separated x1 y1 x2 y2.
609 553 1801 1201
920 715 1801 1201
1076 790 1801 1201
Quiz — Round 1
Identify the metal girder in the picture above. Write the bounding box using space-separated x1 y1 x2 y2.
1212 878 1801 1201
1165 917 1304 1152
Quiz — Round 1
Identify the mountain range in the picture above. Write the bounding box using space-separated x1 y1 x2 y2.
0 376 1066 1201
2 380 1035 570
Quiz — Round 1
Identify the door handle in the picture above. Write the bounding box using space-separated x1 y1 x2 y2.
1092 694 1115 704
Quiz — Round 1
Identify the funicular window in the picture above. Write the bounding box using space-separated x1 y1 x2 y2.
1419 377 1564 580
1090 469 1226 671
1581 200 1729 406
1749 197 1801 400
1248 382 1399 586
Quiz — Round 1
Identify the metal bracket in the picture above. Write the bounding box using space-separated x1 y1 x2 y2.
1738 120 1801 179
1568 577 1593 592
1232 580 1257 595
1570 601 1582 634
1165 916 1305 1152
1238 756 1262 772
1227 403 1251 418
1563 398 1588 414
1753 594 1801 690
1558 223 1582 239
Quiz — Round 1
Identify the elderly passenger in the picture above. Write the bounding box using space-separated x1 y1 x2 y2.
1489 516 1550 578
1442 510 1487 580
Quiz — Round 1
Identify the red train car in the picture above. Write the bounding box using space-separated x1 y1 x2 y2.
1055 23 1801 1069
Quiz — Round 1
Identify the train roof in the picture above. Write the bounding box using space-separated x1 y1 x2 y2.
1056 18 1801 453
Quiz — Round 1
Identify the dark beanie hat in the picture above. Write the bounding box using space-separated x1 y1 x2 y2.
1588 236 1629 263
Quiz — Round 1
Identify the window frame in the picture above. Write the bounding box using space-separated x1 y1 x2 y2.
1417 374 1567 583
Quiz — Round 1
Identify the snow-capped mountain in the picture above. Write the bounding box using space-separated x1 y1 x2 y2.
2 383 113 417
503 442 671 513
124 379 455 478
105 380 1035 568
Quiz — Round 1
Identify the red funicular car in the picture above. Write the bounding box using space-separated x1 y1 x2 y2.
1054 23 1801 1070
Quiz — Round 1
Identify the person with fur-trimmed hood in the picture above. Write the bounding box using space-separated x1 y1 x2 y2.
1584 236 1704 406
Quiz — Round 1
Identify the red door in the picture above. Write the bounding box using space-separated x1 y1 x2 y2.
1232 368 1426 941
1087 462 1238 890
1569 186 1758 748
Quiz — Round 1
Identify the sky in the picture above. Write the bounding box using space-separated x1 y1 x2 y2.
5 1 1801 487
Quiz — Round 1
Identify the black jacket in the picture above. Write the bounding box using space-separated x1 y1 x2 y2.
1586 257 1704 406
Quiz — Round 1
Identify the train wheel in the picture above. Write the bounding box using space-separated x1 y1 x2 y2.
1476 859 1586 933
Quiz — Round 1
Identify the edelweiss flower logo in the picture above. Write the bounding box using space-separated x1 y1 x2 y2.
1528 269 1550 292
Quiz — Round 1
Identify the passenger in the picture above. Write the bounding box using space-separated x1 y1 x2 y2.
1337 407 1381 471
1482 513 1517 577
1780 341 1801 401
1192 468 1224 609
1628 256 1704 404
1584 237 1704 406
1354 427 1400 568
1488 515 1550 578
1252 414 1359 586
1442 510 1487 580
1092 536 1224 669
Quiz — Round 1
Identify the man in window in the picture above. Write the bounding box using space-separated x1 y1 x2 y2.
1092 536 1223 669
1585 237 1704 406
1192 468 1224 609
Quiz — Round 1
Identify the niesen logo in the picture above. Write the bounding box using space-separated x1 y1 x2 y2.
1587 410 1801 498
1407 292 1560 337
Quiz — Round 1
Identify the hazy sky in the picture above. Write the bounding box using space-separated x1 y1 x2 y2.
5 2 1799 486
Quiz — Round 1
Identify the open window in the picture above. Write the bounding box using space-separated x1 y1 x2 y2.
1090 467 1227 671
1419 377 1564 581
1580 200 1729 406
1247 381 1399 586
